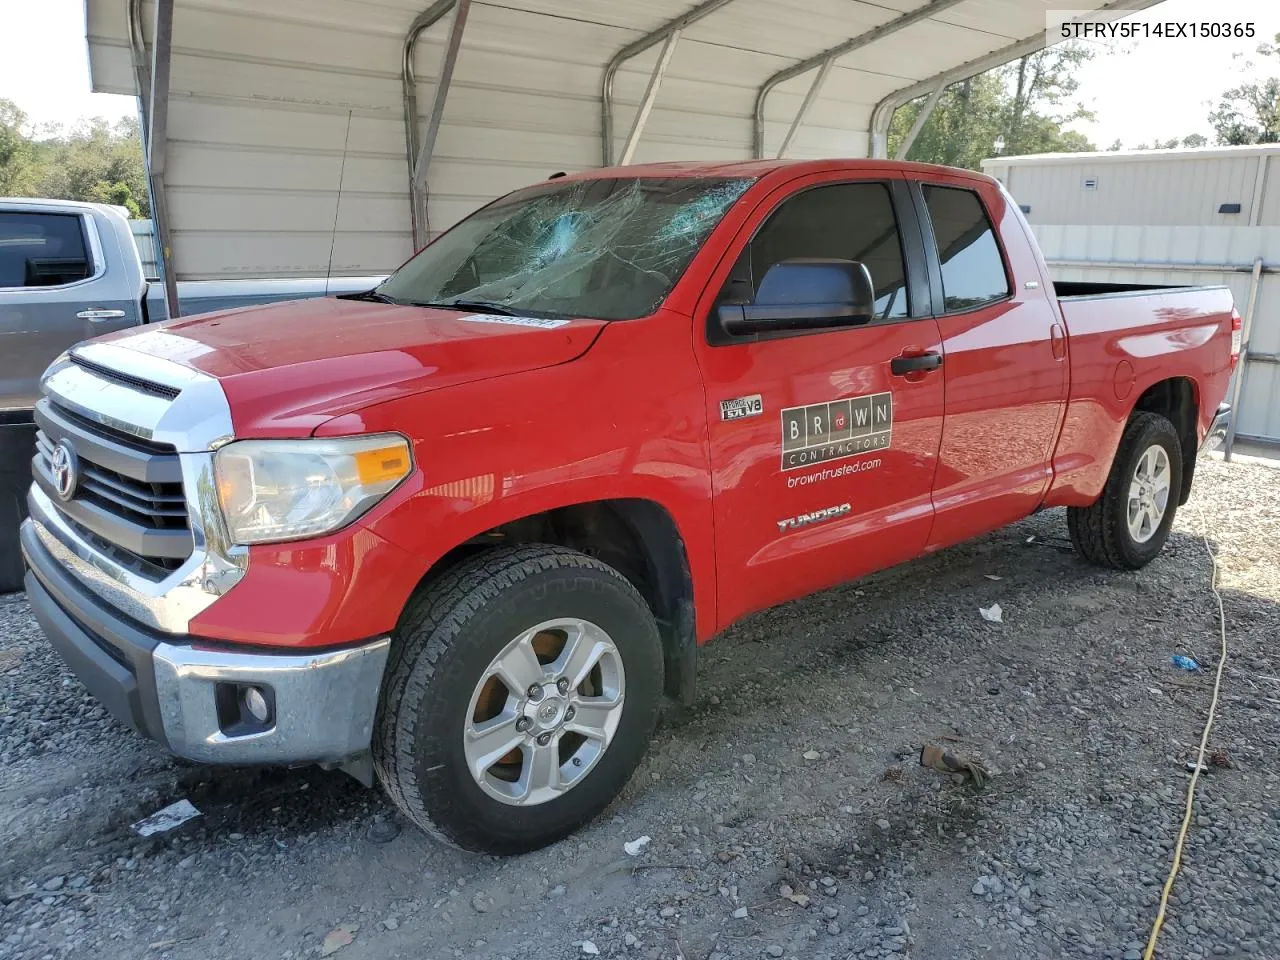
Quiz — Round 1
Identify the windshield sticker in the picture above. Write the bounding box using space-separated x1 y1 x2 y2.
460 314 571 329
781 391 892 471
720 394 763 421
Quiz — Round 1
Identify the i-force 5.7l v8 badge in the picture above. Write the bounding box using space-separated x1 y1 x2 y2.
720 394 763 421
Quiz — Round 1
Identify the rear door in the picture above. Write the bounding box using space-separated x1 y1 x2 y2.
693 172 945 630
0 210 138 411
912 178 1068 549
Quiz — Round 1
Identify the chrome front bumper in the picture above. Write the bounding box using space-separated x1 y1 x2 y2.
22 516 389 765
1202 402 1232 452
151 637 389 765
22 340 390 766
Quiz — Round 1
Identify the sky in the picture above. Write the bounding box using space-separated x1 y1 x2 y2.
1061 0 1280 148
0 0 1278 148
0 0 138 130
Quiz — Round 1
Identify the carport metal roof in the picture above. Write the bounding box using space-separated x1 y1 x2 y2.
85 0 1161 312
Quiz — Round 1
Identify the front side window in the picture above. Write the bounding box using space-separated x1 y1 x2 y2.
718 182 911 322
0 212 93 289
377 176 754 321
922 185 1010 312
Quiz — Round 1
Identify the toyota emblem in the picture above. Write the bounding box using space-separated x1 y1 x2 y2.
50 440 80 502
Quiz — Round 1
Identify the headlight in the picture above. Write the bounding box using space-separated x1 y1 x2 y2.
214 434 412 545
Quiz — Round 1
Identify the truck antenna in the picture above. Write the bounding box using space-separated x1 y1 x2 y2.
325 110 354 296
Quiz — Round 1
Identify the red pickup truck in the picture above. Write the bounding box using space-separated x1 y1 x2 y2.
22 159 1236 854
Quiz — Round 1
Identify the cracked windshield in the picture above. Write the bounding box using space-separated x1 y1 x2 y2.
376 176 754 320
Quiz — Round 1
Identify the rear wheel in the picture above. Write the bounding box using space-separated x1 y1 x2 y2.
373 544 663 854
1067 411 1183 570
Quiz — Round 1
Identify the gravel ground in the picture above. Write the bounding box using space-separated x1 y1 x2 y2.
1 454 1278 960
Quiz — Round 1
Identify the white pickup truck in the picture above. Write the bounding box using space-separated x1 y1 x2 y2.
0 198 383 411
0 197 383 590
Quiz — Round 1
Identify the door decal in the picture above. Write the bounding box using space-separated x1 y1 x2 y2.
780 391 892 470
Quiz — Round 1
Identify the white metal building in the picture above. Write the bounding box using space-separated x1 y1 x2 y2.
85 0 1157 296
984 145 1280 452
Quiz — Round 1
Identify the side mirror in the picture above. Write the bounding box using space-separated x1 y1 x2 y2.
717 258 876 337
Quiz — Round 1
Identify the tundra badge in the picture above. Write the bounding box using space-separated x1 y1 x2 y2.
776 503 851 532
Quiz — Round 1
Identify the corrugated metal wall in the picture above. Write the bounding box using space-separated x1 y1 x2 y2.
985 152 1266 226
988 148 1280 446
129 219 158 278
87 0 1086 281
1032 224 1280 268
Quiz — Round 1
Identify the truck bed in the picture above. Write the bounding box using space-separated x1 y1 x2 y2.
1043 282 1235 510
1053 280 1209 298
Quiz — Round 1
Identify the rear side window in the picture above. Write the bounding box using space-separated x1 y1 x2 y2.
725 182 910 321
0 212 93 289
922 185 1009 312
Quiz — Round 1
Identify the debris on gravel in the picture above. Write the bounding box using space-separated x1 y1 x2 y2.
320 924 357 956
1 456 1278 960
622 835 651 856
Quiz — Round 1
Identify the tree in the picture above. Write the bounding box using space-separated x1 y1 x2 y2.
1002 43 1095 153
1211 78 1280 144
1118 134 1210 151
86 180 143 218
0 99 38 196
888 43 1097 168
0 99 149 216
1209 35 1280 145
887 75 1007 170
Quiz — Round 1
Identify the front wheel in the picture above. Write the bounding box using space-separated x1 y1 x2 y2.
372 544 664 854
1067 411 1184 570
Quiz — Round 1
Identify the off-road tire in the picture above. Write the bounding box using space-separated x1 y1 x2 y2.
1067 411 1184 570
372 544 663 854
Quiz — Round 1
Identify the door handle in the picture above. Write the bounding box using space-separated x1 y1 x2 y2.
890 352 943 375
77 309 126 321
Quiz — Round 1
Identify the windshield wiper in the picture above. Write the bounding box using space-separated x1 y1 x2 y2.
409 298 519 316
339 289 401 305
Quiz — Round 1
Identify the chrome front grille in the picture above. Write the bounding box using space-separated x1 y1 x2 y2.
26 339 246 635
33 398 194 575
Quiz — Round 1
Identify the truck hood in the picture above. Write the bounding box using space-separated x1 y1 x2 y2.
97 297 606 436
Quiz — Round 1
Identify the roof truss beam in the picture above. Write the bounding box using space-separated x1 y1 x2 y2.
402 0 464 248
600 0 738 166
753 0 968 159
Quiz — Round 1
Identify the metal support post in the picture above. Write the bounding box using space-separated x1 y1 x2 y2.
148 0 180 320
775 57 833 159
619 28 681 165
894 79 947 161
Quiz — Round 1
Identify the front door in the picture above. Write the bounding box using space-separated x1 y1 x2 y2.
694 174 945 630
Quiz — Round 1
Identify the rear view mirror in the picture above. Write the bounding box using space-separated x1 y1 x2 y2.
717 258 876 336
